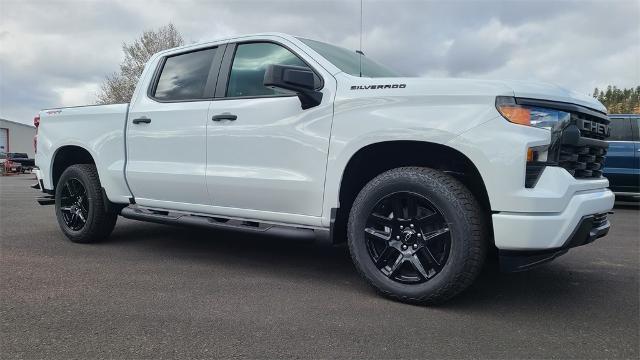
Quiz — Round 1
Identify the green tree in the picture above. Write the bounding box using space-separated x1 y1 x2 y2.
592 85 640 114
97 23 184 104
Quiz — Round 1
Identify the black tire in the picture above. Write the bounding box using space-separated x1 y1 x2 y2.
55 164 117 243
347 167 487 304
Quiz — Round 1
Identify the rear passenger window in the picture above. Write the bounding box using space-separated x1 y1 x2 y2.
153 48 217 101
608 119 633 141
226 42 309 98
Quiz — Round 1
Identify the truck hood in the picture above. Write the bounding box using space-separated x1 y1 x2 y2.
345 76 607 114
500 79 607 113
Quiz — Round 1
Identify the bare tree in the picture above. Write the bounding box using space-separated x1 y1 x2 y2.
96 23 184 104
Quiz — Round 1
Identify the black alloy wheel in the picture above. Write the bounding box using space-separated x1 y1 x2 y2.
59 178 89 231
347 167 487 304
55 164 118 243
364 191 451 284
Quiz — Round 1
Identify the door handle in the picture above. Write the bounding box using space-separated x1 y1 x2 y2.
132 117 151 124
212 113 237 121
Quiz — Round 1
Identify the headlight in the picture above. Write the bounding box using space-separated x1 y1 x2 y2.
496 96 571 131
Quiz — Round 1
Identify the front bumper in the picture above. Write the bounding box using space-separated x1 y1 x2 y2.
492 187 614 250
493 184 614 272
498 212 610 272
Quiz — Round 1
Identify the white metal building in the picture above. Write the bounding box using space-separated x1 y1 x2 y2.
0 118 36 158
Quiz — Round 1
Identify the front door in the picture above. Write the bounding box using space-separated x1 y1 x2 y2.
205 40 335 217
126 45 224 208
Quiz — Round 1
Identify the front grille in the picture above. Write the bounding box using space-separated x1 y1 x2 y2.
559 145 607 178
557 112 609 179
573 113 609 140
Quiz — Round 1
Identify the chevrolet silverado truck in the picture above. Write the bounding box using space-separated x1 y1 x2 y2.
34 33 614 304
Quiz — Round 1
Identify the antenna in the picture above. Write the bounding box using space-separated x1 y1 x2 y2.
359 0 363 77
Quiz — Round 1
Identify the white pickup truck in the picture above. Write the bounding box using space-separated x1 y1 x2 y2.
35 33 614 304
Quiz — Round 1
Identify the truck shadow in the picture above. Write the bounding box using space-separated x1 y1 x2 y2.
107 220 611 311
443 263 591 309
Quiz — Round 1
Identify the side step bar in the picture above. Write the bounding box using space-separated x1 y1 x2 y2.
120 206 329 243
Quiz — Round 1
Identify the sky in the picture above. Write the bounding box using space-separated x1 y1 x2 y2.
1 0 638 125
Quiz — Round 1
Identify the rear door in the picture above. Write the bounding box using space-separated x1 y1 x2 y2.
604 117 636 192
126 45 225 208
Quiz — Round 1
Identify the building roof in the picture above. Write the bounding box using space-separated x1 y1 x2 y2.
0 118 35 129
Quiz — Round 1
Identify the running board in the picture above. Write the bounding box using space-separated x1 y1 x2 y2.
119 206 330 243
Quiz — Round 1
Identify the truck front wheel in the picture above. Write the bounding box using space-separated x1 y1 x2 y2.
55 164 117 243
347 167 487 304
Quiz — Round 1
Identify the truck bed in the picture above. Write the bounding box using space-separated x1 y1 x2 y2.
35 103 132 204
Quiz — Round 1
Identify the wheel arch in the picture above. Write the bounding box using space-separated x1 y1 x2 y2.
332 140 492 243
50 145 96 190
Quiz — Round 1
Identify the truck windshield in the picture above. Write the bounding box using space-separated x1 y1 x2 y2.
298 38 399 78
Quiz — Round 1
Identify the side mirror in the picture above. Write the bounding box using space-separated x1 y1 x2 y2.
264 64 323 109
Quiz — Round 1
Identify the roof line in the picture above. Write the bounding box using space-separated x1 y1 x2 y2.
154 32 297 56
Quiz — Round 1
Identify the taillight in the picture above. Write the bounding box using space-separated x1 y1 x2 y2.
34 115 40 154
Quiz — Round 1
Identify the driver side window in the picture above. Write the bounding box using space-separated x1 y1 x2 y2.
226 42 308 98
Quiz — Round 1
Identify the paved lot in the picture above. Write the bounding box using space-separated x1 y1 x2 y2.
1 174 638 359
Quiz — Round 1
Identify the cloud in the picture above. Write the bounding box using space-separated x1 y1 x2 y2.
1 0 638 124
444 18 519 75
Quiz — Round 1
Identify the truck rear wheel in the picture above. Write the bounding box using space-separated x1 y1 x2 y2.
347 167 487 304
55 164 117 243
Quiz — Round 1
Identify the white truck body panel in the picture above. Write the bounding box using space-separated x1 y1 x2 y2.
205 95 334 217
36 104 131 203
126 94 212 206
35 32 614 252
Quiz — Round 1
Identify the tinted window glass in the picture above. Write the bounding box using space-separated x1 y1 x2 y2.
298 38 398 78
608 118 633 141
226 43 308 97
154 48 217 100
